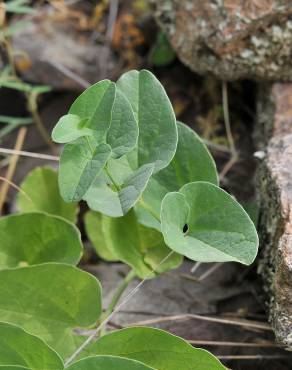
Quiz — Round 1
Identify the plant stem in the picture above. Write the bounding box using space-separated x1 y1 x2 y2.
27 92 56 153
104 165 121 191
139 198 160 222
100 269 136 336
2 36 55 153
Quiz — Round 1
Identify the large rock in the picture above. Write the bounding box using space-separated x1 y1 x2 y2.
153 1 292 80
256 82 292 347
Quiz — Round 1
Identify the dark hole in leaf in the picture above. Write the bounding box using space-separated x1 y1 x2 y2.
183 224 189 233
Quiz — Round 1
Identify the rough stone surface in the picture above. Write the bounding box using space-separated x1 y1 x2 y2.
11 7 117 90
256 82 292 347
153 1 292 81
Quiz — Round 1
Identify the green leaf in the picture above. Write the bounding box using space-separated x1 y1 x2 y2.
0 263 102 359
5 0 35 14
0 116 33 125
0 80 32 92
117 69 178 173
69 80 114 122
84 159 154 217
106 90 138 159
101 210 182 278
0 212 83 268
151 32 176 67
59 138 112 202
54 80 138 202
0 322 63 370
84 211 118 261
68 80 138 154
87 327 225 370
52 114 92 144
17 167 79 223
67 356 154 370
161 182 259 264
136 122 219 230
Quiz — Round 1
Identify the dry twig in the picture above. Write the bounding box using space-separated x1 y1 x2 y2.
0 127 27 214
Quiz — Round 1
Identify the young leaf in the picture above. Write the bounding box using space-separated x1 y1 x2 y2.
84 211 118 261
69 80 114 121
67 356 154 370
52 114 92 144
117 69 178 173
151 32 176 67
0 322 63 370
161 182 259 264
106 90 138 159
0 212 83 268
17 167 79 223
84 161 154 217
87 327 225 370
59 138 112 202
54 81 138 202
101 210 182 278
0 263 102 359
136 122 219 230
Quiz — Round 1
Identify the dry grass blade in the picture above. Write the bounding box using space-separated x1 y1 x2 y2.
0 127 27 214
127 314 272 331
188 340 281 348
217 354 291 361
0 176 32 203
0 148 59 161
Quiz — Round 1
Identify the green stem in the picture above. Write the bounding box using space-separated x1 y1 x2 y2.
104 165 121 191
100 269 136 336
2 37 55 153
27 92 56 153
139 198 161 222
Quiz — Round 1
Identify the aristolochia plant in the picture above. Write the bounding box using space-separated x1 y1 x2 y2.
0 70 258 370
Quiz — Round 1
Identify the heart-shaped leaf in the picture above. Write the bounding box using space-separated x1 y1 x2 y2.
67 356 154 370
84 159 154 217
161 182 258 264
0 212 83 268
59 138 112 202
117 69 177 173
84 211 118 261
0 322 63 370
17 167 79 223
101 210 182 278
136 121 218 230
87 327 225 370
0 263 102 358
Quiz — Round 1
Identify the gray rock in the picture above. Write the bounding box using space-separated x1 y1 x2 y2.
256 82 292 347
153 1 292 81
